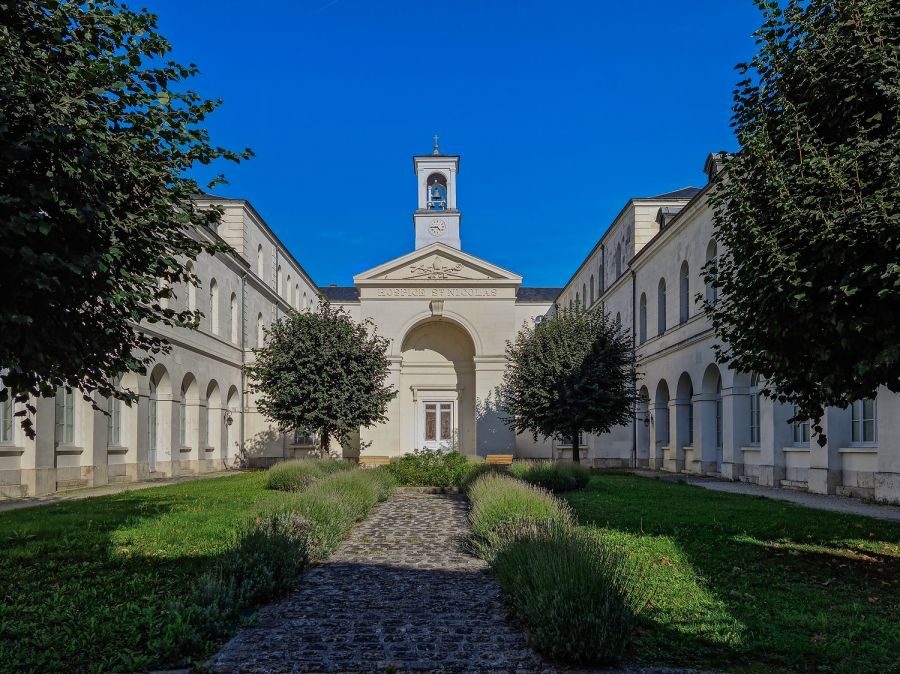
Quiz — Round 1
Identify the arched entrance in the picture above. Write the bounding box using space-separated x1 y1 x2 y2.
399 319 476 454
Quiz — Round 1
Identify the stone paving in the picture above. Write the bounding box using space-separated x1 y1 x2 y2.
207 490 549 673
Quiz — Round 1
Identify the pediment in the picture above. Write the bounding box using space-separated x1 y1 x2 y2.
354 243 522 285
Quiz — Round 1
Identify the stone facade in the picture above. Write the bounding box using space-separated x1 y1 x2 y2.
3 147 898 505
0 197 320 498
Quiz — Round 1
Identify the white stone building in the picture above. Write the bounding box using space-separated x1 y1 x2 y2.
2 144 898 504
556 155 900 504
0 196 320 497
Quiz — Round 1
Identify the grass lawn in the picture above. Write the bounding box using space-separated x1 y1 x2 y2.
0 472 304 674
564 474 900 674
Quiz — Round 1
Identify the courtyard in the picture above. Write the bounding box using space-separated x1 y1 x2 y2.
1 467 897 674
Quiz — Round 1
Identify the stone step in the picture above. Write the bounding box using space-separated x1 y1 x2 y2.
108 475 134 484
56 478 89 491
779 479 808 491
0 484 25 499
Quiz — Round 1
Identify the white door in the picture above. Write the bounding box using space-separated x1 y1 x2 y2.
422 401 454 451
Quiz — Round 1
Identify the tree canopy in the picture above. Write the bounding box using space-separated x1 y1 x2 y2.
0 0 251 435
706 0 900 439
500 306 638 463
245 303 396 454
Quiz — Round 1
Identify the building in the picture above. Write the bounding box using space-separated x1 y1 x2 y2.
0 197 320 497
322 148 558 458
2 144 898 504
556 156 900 504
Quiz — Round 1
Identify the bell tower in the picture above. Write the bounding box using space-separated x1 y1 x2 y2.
413 135 461 250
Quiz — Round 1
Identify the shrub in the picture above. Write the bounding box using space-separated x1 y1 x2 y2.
491 524 645 664
386 448 482 488
265 458 352 492
508 460 591 492
295 468 395 559
164 510 310 654
467 473 573 559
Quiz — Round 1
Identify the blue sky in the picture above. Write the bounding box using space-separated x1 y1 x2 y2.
147 0 762 287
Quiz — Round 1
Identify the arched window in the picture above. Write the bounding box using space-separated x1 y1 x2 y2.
582 283 587 307
185 262 196 312
615 243 622 278
294 284 300 309
302 292 308 310
286 275 291 305
639 293 647 344
277 265 283 295
749 373 761 445
230 293 238 344
590 275 595 305
706 241 718 304
679 261 689 324
209 278 219 335
575 292 580 307
657 278 667 335
599 264 605 294
257 244 264 278
256 313 264 348
615 311 621 325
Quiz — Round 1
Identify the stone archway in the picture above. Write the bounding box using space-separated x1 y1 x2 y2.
399 319 476 455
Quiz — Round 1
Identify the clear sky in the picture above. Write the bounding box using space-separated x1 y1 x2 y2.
146 0 762 287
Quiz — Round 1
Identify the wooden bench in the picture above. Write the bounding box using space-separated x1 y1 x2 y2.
485 454 514 466
359 455 391 468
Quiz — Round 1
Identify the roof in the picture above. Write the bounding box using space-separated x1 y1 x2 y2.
516 287 562 303
321 286 360 302
643 186 702 200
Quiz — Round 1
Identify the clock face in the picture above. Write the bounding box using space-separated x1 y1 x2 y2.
429 218 446 236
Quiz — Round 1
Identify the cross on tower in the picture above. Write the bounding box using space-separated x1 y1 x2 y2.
432 134 440 155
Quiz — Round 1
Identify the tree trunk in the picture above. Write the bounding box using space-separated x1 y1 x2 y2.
572 430 581 464
320 428 330 458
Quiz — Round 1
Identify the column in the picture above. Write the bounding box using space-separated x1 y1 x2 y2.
875 388 900 503
20 395 57 496
758 398 789 487
721 384 749 481
808 406 846 495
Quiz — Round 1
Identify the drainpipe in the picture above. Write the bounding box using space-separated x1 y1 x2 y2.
631 267 637 469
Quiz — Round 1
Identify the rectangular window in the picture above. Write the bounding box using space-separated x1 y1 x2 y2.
0 391 12 444
556 431 586 449
149 399 157 452
55 388 75 446
749 392 760 445
108 396 122 446
687 403 694 445
716 397 723 448
292 429 315 446
179 399 187 447
851 399 876 444
791 405 810 445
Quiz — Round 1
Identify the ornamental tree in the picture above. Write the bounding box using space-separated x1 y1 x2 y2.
0 1 251 436
706 0 900 441
245 303 396 455
500 305 638 463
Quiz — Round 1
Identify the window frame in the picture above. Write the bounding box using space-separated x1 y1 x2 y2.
851 398 877 446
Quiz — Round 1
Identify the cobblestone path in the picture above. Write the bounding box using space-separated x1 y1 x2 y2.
207 491 549 673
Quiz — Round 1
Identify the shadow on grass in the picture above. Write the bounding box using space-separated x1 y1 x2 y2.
0 473 300 674
564 473 900 674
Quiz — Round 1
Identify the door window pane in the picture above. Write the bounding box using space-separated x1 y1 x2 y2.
440 403 452 440
425 404 436 441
